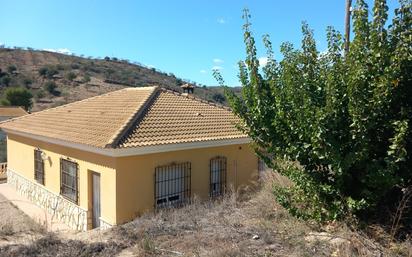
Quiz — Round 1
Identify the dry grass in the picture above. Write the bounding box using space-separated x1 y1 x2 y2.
0 172 410 256
0 194 44 238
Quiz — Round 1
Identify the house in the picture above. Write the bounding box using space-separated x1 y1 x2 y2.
0 106 28 177
0 106 28 122
0 86 258 230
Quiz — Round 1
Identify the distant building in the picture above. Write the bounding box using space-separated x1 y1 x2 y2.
0 106 28 121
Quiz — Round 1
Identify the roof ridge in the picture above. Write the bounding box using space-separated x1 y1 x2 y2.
105 86 159 148
159 88 232 111
0 87 157 126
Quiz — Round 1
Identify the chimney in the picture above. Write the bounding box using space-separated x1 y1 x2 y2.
181 83 194 95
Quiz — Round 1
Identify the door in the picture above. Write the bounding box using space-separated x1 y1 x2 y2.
92 173 101 228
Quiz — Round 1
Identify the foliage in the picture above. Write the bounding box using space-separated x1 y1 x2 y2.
38 66 58 78
1 87 33 110
43 81 58 95
35 89 45 99
0 76 11 86
212 92 226 103
65 71 76 81
7 65 17 74
216 2 412 222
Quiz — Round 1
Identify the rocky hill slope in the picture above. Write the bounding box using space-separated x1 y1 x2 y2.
0 48 230 112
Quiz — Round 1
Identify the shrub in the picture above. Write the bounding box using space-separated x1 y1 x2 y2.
35 89 45 99
82 74 91 83
43 81 57 94
7 65 17 74
217 2 412 223
1 87 33 110
38 66 58 78
65 72 76 81
22 77 33 87
212 93 226 103
70 63 80 69
0 76 11 86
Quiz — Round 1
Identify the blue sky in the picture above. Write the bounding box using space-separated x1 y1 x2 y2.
0 0 399 86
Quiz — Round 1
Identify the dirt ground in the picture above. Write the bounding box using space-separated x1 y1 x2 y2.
0 193 45 247
0 176 410 257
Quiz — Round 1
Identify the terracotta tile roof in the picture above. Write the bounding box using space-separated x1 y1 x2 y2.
0 87 156 148
0 87 246 149
117 89 246 148
0 106 28 117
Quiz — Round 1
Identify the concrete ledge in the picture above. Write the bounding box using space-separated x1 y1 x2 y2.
7 169 88 231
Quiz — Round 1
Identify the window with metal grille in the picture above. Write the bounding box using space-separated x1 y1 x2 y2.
210 156 227 197
155 162 191 208
60 158 78 204
34 149 45 185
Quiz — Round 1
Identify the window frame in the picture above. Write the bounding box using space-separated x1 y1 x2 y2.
60 158 79 204
154 162 191 209
209 156 227 198
34 149 45 185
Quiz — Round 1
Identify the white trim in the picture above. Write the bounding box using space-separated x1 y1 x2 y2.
3 128 251 157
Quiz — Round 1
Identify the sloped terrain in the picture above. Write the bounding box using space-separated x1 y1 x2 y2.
0 174 410 257
0 48 232 112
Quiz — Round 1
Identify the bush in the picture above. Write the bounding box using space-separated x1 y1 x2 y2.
22 78 33 87
1 87 33 110
65 72 76 81
7 65 17 74
212 93 226 103
82 74 91 83
35 89 45 99
70 63 80 69
43 81 57 94
38 66 58 78
218 3 412 223
0 76 11 86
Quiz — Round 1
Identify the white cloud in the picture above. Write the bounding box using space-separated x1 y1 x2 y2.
147 64 156 69
217 18 226 24
200 69 207 74
213 58 224 64
258 57 268 67
212 66 223 71
43 48 72 55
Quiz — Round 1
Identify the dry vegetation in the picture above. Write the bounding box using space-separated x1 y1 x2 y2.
0 174 411 257
0 48 234 112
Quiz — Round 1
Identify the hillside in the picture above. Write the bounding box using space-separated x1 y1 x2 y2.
1 174 410 257
0 48 232 112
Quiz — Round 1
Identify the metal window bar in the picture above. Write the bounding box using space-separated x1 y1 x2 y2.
210 156 227 198
34 149 45 185
60 158 79 204
154 162 191 209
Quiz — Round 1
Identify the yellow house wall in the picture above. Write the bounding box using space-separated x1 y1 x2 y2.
115 143 258 225
6 133 117 226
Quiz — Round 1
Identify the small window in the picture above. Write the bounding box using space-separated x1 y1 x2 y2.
60 158 78 204
34 149 45 185
155 162 191 208
210 156 227 197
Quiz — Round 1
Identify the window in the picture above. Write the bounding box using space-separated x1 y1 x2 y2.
34 149 45 185
155 162 191 208
210 156 227 197
60 158 78 204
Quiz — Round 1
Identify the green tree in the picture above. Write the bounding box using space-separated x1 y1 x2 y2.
216 2 412 222
1 87 33 110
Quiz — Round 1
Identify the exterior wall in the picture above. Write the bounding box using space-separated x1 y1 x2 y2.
115 143 258 225
6 133 117 230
